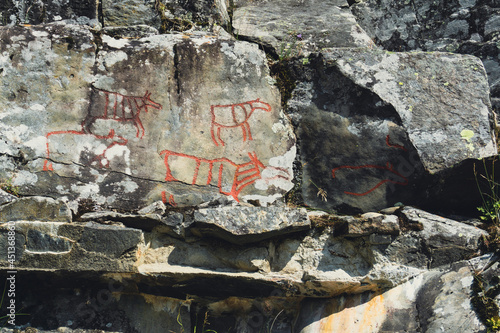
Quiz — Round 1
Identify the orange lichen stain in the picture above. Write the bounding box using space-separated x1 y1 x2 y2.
182 35 190 39
319 294 386 332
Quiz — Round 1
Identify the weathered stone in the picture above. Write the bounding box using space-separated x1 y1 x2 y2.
351 0 500 112
0 221 143 271
0 196 72 222
233 0 373 56
344 214 400 237
79 211 162 231
0 25 295 210
26 228 73 252
0 0 99 26
78 222 143 258
192 206 310 243
289 49 496 212
379 206 401 215
0 22 96 197
103 25 160 39
0 188 16 205
328 48 496 173
137 200 167 215
103 0 160 29
386 207 487 268
295 256 491 332
0 226 25 261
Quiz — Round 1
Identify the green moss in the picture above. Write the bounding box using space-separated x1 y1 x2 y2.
270 60 296 110
155 0 194 33
0 177 19 197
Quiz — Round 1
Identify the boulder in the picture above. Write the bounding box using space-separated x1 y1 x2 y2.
0 23 295 210
288 49 496 212
233 0 374 57
0 196 72 222
351 0 500 112
295 255 493 332
387 207 487 268
192 206 311 243
0 0 99 26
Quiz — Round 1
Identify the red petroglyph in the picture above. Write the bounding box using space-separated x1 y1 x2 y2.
161 191 178 207
385 135 407 151
159 150 266 201
169 194 177 207
331 162 408 196
43 129 127 170
43 87 160 171
82 87 162 139
331 134 409 196
210 99 272 146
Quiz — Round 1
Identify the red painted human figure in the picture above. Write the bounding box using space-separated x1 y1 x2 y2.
210 99 272 146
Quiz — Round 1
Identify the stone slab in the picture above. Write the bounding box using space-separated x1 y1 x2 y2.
0 24 296 210
233 0 373 56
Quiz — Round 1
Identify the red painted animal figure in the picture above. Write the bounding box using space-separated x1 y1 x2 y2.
210 99 272 146
331 162 408 196
159 150 265 201
82 87 162 139
330 134 409 196
43 129 128 171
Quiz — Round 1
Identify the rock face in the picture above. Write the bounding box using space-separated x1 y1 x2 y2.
289 49 495 212
0 0 499 332
0 205 491 331
0 24 295 210
351 0 500 111
233 0 374 56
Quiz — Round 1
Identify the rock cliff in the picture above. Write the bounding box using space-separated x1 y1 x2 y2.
0 0 499 332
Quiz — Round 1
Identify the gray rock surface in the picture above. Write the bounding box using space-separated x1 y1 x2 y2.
192 206 310 243
0 220 143 271
0 1 498 332
0 196 72 222
0 23 295 210
0 0 99 26
351 0 500 112
233 0 374 56
103 0 160 29
296 255 492 332
0 189 16 205
288 48 496 212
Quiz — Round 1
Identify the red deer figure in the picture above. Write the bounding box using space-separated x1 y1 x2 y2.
210 99 272 146
82 87 162 139
159 150 266 201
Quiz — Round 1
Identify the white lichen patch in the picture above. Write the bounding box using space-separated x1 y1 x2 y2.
12 170 38 186
102 35 130 49
31 30 50 38
254 146 295 192
113 179 139 193
71 183 98 198
103 50 128 68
